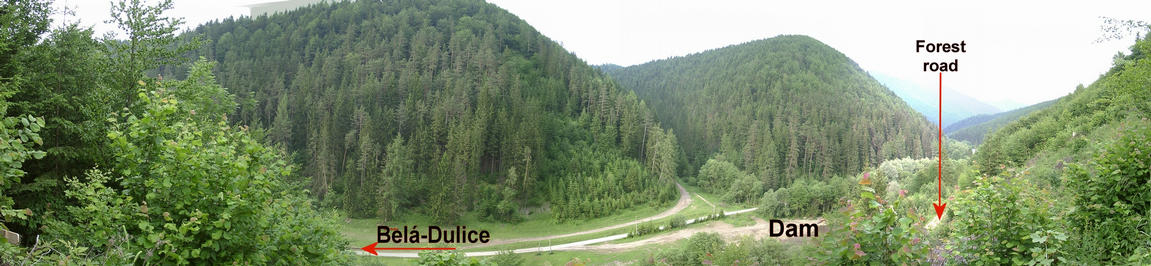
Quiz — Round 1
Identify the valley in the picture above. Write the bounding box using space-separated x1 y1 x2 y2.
0 0 1148 265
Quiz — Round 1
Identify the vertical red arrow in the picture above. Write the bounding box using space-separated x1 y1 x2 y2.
933 72 947 219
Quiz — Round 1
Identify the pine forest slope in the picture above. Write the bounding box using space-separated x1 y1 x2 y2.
161 0 682 224
605 35 936 189
945 99 1056 145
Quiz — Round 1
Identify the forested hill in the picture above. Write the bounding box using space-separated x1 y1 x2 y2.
606 35 936 188
974 35 1150 181
944 98 1056 145
160 0 680 223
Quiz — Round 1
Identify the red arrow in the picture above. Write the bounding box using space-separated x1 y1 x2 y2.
360 242 456 256
933 72 947 220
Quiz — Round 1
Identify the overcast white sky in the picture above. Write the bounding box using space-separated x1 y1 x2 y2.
52 0 1150 110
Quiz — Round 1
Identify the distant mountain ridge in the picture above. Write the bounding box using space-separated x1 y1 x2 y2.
870 72 1001 125
945 99 1058 144
944 113 995 133
594 64 624 72
247 0 326 17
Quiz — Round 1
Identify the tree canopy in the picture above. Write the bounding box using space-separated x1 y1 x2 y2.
606 35 936 191
158 0 679 223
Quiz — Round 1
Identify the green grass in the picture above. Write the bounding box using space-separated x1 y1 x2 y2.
1015 115 1147 188
722 213 760 227
343 241 683 265
462 229 621 252
603 218 715 245
599 212 765 246
471 212 715 252
515 244 675 265
338 181 768 264
339 180 761 253
345 254 411 265
462 186 761 251
681 182 757 210
339 201 673 248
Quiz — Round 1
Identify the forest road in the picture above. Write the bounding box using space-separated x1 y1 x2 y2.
460 181 693 249
353 181 692 255
354 208 793 258
353 182 789 257
561 217 824 252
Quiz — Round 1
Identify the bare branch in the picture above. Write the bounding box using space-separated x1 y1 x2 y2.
1097 16 1150 43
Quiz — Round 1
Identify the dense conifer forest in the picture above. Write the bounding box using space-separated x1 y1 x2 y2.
605 36 937 189
0 0 1147 264
159 0 681 224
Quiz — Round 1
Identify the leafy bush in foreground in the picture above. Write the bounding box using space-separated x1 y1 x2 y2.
809 178 929 265
46 72 345 264
946 175 1064 265
1065 122 1150 262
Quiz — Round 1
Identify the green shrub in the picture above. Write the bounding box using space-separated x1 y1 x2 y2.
685 232 725 264
642 232 726 265
0 112 45 234
45 88 346 264
489 250 524 266
0 107 45 262
666 214 686 229
1065 123 1150 262
722 173 763 204
416 251 490 265
759 176 853 218
697 157 747 193
947 175 1063 265
878 157 923 184
811 182 929 264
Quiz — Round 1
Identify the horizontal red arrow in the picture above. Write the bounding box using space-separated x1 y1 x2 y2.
360 242 456 256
